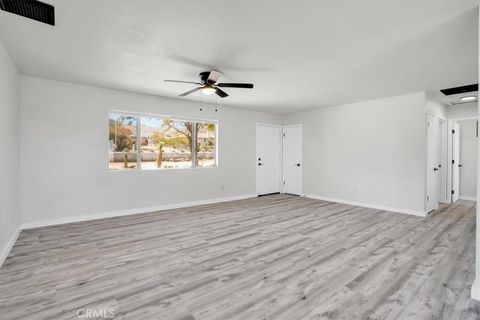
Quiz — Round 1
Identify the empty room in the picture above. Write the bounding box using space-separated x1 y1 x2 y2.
1 0 480 319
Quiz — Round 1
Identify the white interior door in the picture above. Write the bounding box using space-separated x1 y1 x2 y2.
452 122 460 202
283 125 302 195
438 119 448 203
256 124 282 195
426 114 439 213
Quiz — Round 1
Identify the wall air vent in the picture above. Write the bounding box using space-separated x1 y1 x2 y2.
440 84 478 96
0 0 54 26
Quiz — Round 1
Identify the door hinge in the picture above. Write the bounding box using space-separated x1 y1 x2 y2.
452 129 455 134
452 160 455 164
283 181 285 185
283 133 285 137
427 196 429 202
451 190 455 195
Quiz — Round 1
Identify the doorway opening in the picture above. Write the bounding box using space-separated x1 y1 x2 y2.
448 118 478 202
427 114 478 213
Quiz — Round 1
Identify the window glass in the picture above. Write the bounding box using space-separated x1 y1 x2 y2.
153 119 193 169
108 114 138 170
109 112 216 170
139 117 165 169
196 122 216 168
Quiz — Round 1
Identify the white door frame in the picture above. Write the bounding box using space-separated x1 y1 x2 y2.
256 123 283 195
282 124 303 195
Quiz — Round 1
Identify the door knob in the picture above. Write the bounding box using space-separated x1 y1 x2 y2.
295 163 301 167
433 168 439 171
258 163 264 166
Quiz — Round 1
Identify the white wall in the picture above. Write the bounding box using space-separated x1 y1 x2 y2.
19 76 281 224
426 91 448 119
458 119 478 200
471 5 480 301
283 92 427 214
448 103 478 119
0 40 20 261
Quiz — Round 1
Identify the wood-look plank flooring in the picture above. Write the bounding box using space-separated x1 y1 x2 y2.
1 195 480 319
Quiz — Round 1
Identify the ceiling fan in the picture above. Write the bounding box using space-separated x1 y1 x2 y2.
165 71 254 98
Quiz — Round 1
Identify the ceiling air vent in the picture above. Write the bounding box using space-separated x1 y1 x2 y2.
0 0 54 26
440 84 478 96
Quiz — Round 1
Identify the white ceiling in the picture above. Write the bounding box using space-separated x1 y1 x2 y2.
0 0 478 114
438 90 479 106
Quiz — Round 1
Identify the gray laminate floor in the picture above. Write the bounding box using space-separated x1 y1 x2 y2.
1 195 480 319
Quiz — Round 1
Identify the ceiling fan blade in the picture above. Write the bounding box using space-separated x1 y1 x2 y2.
165 80 202 85
216 83 254 89
179 87 202 97
207 71 222 83
215 88 229 98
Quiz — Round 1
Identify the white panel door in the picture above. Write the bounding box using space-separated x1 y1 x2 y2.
283 125 302 195
426 114 439 213
437 119 448 203
256 124 282 195
452 122 460 202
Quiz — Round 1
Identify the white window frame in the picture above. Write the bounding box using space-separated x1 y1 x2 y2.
108 110 218 171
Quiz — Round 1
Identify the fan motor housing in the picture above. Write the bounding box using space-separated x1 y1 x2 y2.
199 72 213 84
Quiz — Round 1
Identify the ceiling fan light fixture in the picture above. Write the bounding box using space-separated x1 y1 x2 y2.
201 86 217 95
166 71 253 98
460 96 477 102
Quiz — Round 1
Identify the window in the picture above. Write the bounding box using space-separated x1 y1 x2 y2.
109 114 138 170
140 117 193 169
196 122 216 168
108 112 217 170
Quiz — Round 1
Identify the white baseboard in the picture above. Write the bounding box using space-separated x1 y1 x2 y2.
303 194 426 217
0 225 22 269
472 279 480 301
460 196 477 201
21 194 257 230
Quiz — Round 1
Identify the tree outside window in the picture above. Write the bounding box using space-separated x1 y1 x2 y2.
108 112 217 170
109 114 137 170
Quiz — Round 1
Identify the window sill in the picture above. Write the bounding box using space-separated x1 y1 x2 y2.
108 166 218 172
